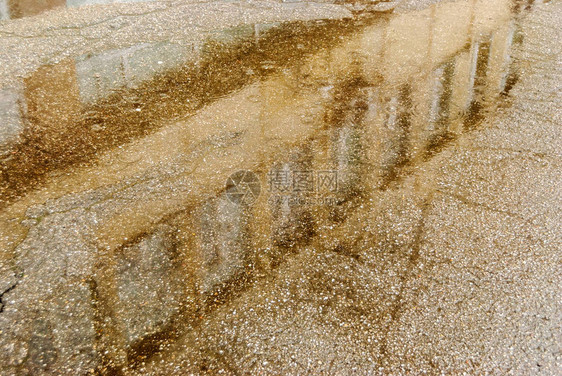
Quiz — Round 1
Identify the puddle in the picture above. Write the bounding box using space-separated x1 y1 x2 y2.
0 0 538 373
0 19 358 205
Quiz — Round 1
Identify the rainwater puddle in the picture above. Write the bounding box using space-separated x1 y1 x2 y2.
0 0 541 373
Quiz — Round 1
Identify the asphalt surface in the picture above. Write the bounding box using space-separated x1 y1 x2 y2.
140 1 562 374
0 0 560 375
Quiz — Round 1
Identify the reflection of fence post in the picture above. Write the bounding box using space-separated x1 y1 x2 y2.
449 49 474 134
405 3 435 163
487 21 516 97
92 248 129 372
428 60 455 134
464 36 491 126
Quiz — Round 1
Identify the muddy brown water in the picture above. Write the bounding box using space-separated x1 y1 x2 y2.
0 0 535 372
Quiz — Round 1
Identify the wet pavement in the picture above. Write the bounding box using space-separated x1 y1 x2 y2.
0 0 561 374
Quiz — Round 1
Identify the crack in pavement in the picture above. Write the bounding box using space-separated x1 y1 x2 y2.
0 281 18 313
376 191 434 365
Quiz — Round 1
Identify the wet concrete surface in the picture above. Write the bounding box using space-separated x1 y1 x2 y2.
0 0 561 374
137 2 561 373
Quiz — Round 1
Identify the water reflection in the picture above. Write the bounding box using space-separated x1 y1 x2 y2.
379 84 413 187
197 195 250 293
0 0 534 372
157 0 523 360
0 21 356 204
158 0 522 355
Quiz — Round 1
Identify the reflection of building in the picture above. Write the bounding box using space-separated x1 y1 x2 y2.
269 147 316 247
196 195 249 293
0 0 528 373
75 42 197 104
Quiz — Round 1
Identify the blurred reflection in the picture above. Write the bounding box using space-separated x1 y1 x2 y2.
0 21 352 204
180 0 527 321
185 0 525 314
0 0 533 370
269 145 316 248
197 194 250 294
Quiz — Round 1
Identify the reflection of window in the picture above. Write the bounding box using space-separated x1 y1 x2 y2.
385 96 399 130
76 42 190 104
428 61 455 132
